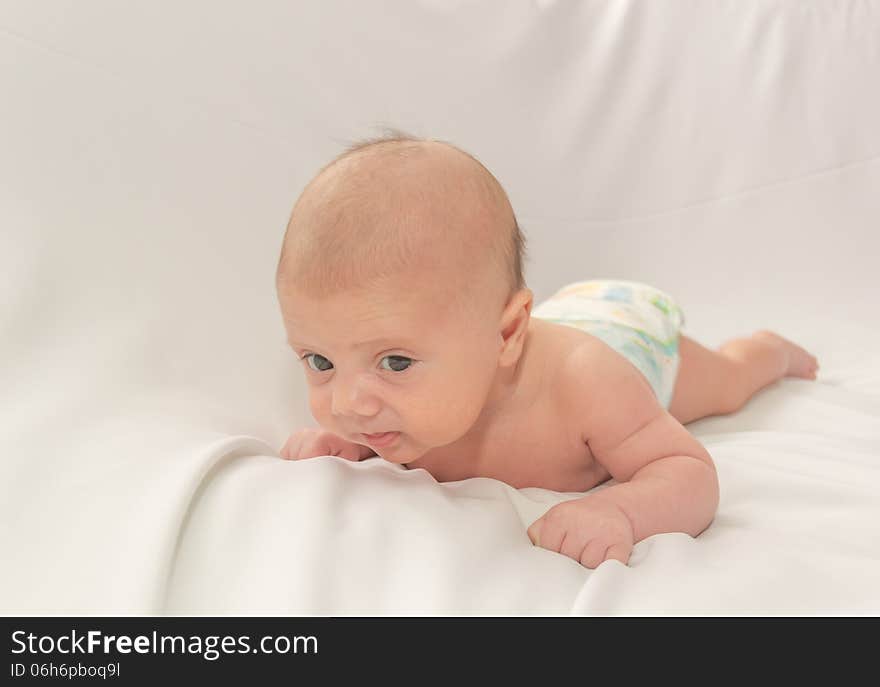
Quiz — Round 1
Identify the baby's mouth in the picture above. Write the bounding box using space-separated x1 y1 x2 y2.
361 431 400 447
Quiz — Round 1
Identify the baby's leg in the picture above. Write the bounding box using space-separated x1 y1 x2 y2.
668 331 819 425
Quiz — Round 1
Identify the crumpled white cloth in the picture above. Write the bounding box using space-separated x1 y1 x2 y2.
2 0 879 614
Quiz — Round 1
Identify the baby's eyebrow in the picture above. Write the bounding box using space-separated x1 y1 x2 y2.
353 337 419 349
287 337 419 351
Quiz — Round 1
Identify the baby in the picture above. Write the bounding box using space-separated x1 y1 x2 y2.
275 134 819 569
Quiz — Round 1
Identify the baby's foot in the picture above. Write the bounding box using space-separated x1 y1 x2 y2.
753 330 820 380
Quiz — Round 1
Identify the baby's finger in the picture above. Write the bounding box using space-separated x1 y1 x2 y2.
534 520 566 553
579 539 610 569
560 530 592 562
307 437 335 458
280 433 301 460
604 543 632 566
336 442 363 462
526 518 543 546
290 432 313 460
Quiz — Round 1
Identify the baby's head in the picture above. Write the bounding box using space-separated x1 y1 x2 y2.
276 133 531 463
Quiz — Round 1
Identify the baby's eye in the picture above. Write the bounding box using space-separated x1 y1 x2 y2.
303 353 334 372
379 355 414 373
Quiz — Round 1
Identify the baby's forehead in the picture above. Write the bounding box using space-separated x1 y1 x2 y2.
283 282 435 328
280 276 489 347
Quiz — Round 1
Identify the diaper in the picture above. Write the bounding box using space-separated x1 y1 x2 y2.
531 280 685 408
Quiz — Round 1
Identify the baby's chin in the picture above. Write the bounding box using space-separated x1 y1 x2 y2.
373 433 425 465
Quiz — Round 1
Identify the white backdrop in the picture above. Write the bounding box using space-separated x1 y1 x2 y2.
2 1 879 614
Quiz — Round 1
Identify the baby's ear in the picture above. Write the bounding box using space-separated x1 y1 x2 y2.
498 288 533 366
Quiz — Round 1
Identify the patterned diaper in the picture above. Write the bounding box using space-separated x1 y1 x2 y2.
531 280 685 408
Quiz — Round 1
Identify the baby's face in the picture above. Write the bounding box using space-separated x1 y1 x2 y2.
279 275 505 464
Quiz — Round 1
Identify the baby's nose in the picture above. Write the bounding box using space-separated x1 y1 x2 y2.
331 377 381 418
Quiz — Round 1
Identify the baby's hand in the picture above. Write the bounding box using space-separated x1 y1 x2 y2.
527 496 635 569
280 428 370 462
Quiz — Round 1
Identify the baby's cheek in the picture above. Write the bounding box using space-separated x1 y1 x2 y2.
411 402 443 430
424 389 483 441
308 392 328 421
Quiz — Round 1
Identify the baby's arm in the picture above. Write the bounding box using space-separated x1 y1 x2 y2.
528 343 719 568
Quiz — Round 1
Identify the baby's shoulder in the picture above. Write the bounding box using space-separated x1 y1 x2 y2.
531 320 614 406
532 317 618 372
540 323 647 422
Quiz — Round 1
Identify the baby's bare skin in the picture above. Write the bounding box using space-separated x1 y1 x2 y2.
406 317 613 492
279 278 821 569
276 135 820 569
408 321 821 489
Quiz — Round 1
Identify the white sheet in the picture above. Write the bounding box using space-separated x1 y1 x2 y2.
2 0 879 615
